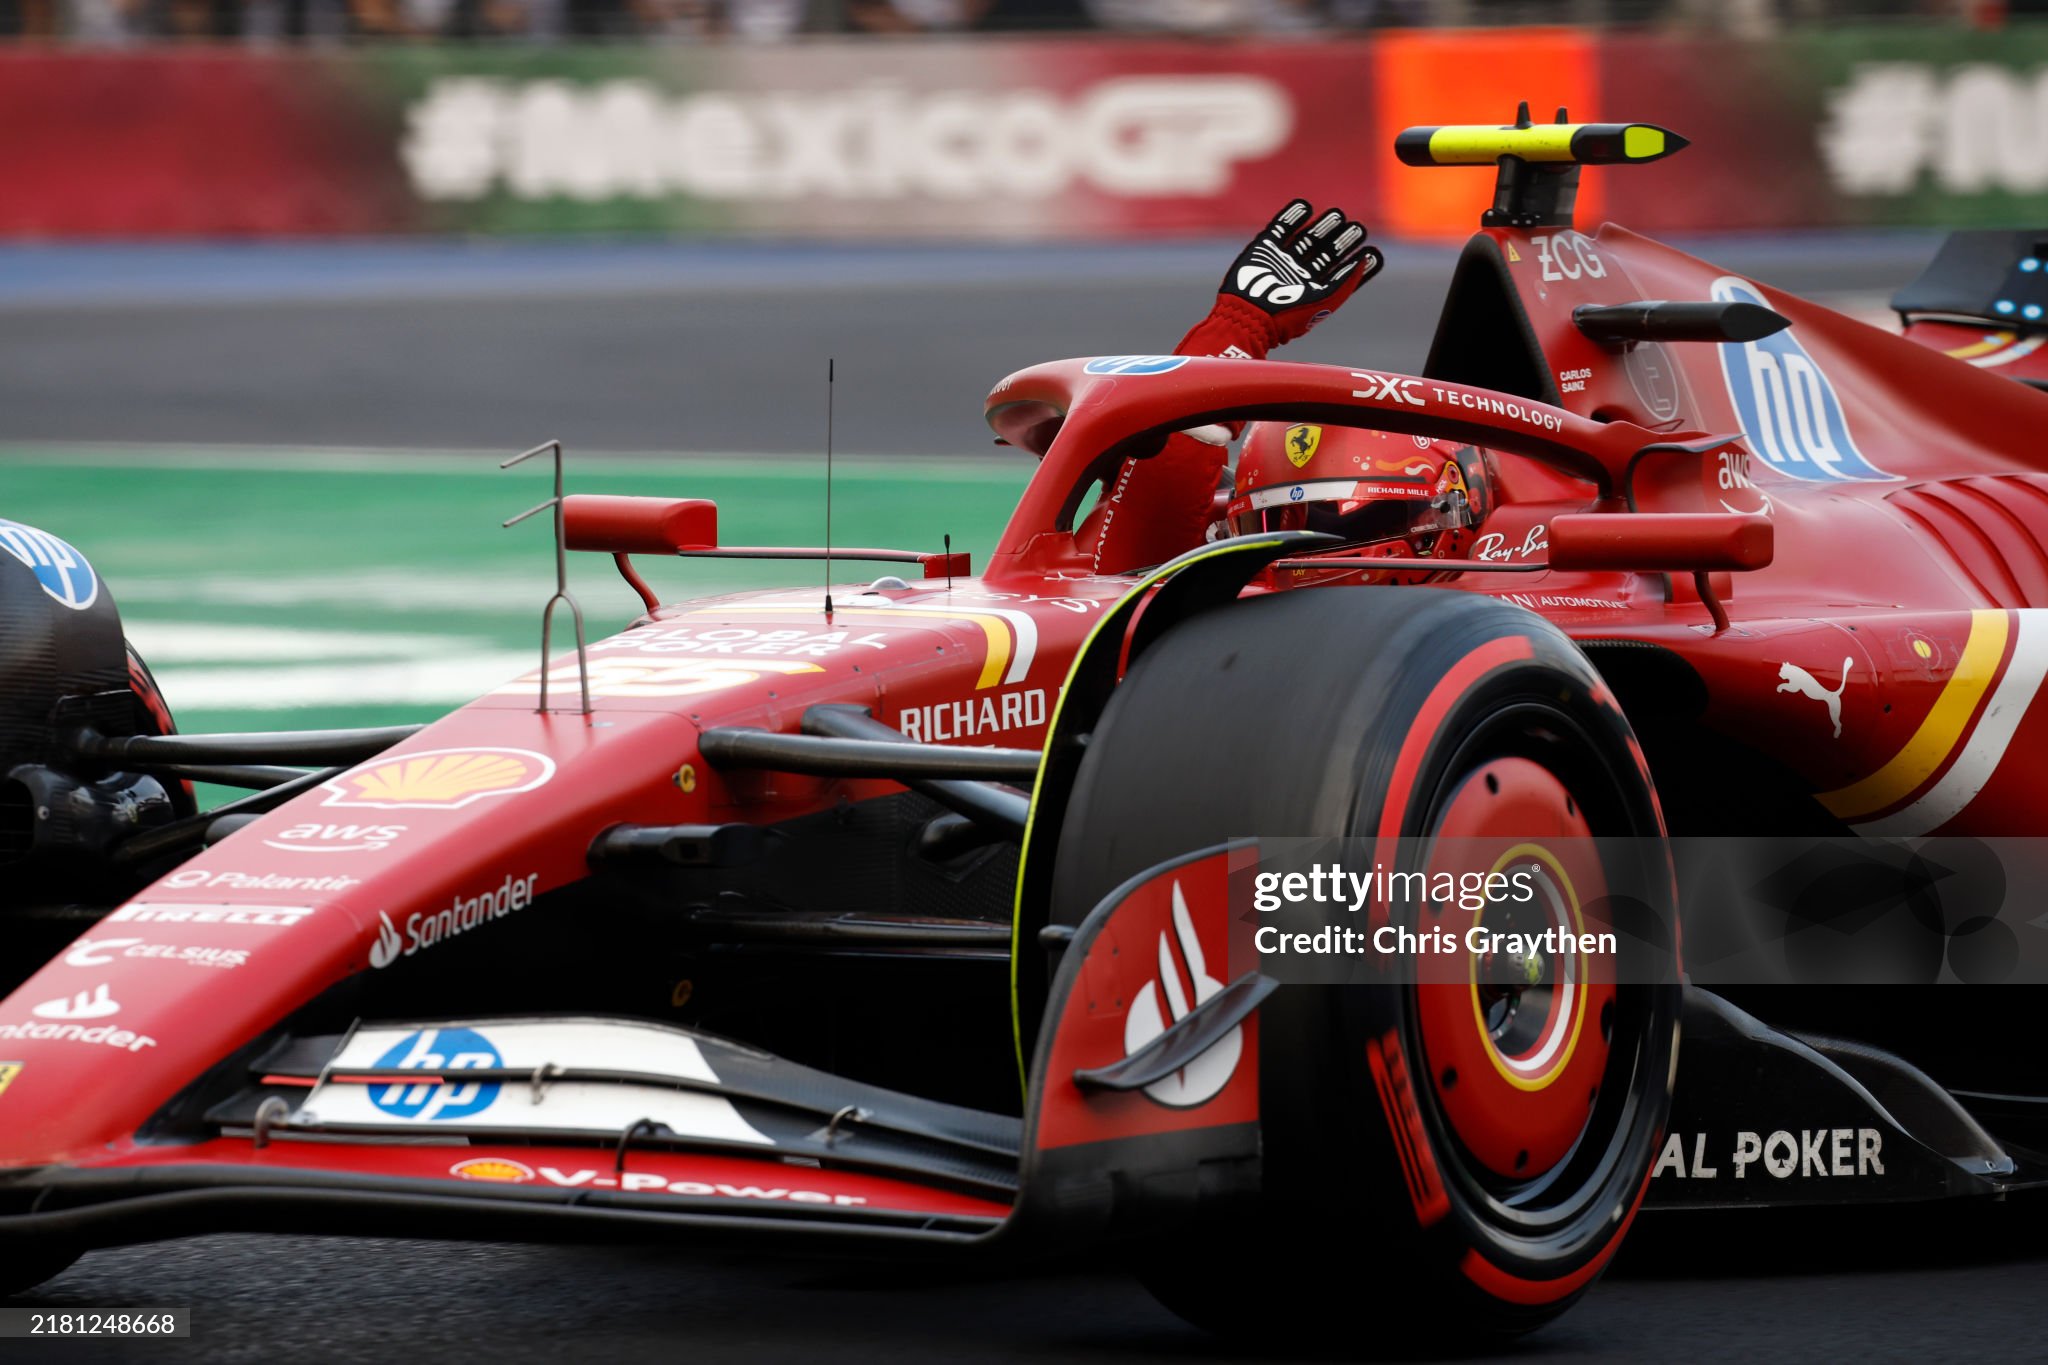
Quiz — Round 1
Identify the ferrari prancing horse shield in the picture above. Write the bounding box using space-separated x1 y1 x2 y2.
1284 423 1321 468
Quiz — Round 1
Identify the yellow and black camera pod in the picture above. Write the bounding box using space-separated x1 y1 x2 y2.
1394 102 1688 230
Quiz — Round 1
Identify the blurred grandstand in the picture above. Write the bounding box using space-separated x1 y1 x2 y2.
0 0 2024 42
0 0 2008 736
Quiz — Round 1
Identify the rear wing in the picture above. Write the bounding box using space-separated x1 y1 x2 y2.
1892 229 2048 331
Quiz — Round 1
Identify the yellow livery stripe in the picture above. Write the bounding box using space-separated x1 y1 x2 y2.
693 604 1013 689
1944 331 2018 361
1819 609 2008 820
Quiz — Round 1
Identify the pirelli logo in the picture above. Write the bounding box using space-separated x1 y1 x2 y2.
1367 1029 1449 1229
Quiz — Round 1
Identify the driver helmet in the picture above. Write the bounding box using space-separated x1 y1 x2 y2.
1226 421 1489 582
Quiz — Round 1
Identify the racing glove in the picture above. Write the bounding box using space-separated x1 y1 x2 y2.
1087 202 1381 575
1174 199 1382 361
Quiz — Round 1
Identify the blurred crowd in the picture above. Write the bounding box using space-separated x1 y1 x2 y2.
0 0 2015 40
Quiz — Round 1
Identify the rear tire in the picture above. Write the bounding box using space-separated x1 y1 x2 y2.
1051 588 1679 1348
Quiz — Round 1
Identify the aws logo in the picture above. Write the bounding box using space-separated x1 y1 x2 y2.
322 749 553 811
1710 277 1895 483
263 821 406 854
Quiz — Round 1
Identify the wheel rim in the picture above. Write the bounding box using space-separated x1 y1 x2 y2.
1386 695 1669 1236
1417 756 1615 1182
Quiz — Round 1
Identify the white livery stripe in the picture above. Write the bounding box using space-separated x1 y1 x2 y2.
1861 609 2048 836
1968 335 2047 369
741 593 1041 687
875 601 1040 686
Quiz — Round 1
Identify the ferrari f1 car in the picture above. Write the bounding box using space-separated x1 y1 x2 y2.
5 111 2048 1347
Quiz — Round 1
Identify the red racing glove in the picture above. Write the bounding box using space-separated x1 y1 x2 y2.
1174 199 1382 361
1086 201 1382 575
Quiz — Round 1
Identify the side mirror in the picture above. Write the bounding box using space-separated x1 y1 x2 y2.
562 495 718 555
1547 513 1772 573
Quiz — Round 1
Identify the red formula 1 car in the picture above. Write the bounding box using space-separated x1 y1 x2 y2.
4 113 2048 1347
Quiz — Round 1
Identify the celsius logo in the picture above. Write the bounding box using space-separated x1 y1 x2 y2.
1123 882 1242 1109
1083 355 1189 376
368 1027 502 1121
64 937 247 970
64 937 143 967
1710 277 1895 482
0 519 98 611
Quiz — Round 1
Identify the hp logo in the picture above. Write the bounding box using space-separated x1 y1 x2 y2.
367 1027 502 1121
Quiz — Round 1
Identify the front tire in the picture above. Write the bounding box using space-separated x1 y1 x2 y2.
1050 587 1679 1347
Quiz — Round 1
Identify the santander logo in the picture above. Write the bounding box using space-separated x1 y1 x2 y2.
1122 881 1242 1109
33 983 121 1020
370 912 404 970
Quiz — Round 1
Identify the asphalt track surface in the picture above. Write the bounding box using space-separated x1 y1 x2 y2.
13 1201 2048 1362
9 232 2045 1362
0 232 1935 456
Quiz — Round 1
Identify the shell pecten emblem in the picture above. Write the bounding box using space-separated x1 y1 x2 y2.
449 1158 534 1183
323 747 556 811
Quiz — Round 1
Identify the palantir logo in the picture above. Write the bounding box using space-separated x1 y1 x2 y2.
1710 277 1895 482
1122 882 1242 1109
1083 356 1190 376
0 519 99 611
367 1027 502 1121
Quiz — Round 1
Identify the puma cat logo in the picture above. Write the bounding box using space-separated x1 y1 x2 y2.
1777 658 1851 738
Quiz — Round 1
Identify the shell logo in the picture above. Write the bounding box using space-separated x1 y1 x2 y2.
322 747 556 811
449 1157 534 1183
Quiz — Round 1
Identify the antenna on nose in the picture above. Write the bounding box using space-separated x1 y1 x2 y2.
824 358 835 619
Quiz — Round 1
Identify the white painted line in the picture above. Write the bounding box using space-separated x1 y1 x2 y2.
0 442 1027 483
115 573 557 616
125 621 457 663
156 652 537 710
